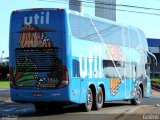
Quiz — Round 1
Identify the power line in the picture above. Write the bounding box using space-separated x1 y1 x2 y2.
97 2 160 11
38 0 160 11
36 0 160 16
74 0 160 11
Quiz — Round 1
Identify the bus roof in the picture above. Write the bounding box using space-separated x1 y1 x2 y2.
12 8 62 12
66 9 143 32
12 8 143 33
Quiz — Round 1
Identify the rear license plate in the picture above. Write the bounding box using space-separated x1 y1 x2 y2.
32 93 43 97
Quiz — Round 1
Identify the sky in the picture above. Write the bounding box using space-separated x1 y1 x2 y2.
0 0 160 58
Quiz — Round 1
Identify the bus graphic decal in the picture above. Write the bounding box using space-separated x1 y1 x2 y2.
110 78 121 96
10 24 67 89
9 9 151 111
18 24 53 48
107 45 126 62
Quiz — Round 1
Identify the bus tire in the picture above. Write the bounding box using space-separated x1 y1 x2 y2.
93 87 104 110
80 88 93 112
49 104 63 113
34 103 63 113
34 103 46 113
131 86 143 105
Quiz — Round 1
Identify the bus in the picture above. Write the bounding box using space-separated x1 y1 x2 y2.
9 8 153 112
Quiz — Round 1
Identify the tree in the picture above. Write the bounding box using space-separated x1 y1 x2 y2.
0 60 9 79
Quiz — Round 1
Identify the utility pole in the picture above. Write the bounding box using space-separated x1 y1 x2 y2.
95 0 116 21
69 0 82 12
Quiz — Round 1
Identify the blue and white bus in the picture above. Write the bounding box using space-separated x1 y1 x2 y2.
9 8 152 112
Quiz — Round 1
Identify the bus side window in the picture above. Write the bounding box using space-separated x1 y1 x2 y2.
129 29 139 48
103 60 122 78
72 59 80 77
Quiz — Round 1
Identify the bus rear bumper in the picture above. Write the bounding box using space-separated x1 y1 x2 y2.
10 87 70 103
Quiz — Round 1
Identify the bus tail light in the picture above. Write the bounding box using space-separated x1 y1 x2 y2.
57 8 62 12
58 66 69 88
9 69 16 88
13 10 20 13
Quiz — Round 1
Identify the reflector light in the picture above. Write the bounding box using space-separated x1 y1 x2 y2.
57 8 62 12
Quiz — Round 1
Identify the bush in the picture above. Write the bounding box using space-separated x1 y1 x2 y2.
0 62 9 79
152 79 160 83
151 78 160 89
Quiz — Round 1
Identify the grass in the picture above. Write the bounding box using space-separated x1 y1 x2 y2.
151 78 160 83
0 79 9 88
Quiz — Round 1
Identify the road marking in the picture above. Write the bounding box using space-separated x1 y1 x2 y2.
0 88 9 90
151 96 160 98
16 108 33 113
125 106 140 114
1 108 17 112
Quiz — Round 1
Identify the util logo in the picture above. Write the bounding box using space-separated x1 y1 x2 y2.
24 11 50 25
79 45 102 79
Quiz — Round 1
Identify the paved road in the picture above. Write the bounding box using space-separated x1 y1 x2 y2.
0 89 160 120
0 102 144 120
142 97 160 105
0 97 160 120
0 88 10 98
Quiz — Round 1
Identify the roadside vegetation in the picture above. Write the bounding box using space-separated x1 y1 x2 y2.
0 79 9 88
0 60 9 88
151 78 160 90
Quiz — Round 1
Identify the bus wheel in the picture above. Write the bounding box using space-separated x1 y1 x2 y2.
131 86 143 105
80 88 93 112
48 104 63 113
93 87 104 110
34 103 46 113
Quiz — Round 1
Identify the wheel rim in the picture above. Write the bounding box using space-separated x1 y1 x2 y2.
97 88 103 109
136 88 142 103
98 92 103 104
86 89 93 110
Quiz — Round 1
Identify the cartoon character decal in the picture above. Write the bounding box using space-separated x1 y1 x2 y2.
107 44 126 62
10 24 67 89
18 24 53 48
106 45 125 96
110 78 121 96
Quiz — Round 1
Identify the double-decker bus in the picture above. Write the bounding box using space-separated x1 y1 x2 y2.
9 8 153 112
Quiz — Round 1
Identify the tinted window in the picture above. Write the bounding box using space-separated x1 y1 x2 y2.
69 14 123 46
103 60 136 79
69 14 100 42
129 30 139 48
123 27 130 47
103 60 123 78
92 20 123 46
69 13 146 49
137 29 148 51
72 59 80 77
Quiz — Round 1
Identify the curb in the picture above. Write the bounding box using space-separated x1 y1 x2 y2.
126 105 160 114
115 105 160 120
0 88 10 90
0 88 11 104
0 95 12 104
128 105 153 114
